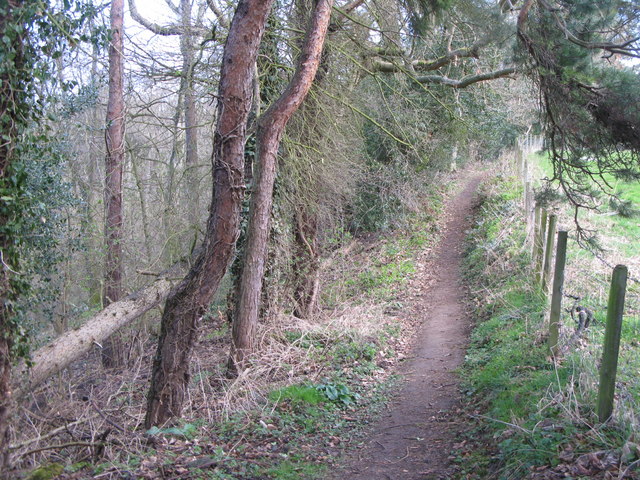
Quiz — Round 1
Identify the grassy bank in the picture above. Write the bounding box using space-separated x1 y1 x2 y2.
459 171 640 479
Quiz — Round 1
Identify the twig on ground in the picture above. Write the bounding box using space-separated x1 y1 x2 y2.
10 415 99 450
469 414 533 434
91 401 127 433
19 441 105 458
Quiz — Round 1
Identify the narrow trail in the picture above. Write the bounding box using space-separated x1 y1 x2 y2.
334 171 486 480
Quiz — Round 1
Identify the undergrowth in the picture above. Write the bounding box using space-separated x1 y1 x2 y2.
322 184 443 307
14 177 451 480
459 173 640 479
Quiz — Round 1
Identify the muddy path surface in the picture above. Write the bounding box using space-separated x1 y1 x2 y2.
333 171 486 480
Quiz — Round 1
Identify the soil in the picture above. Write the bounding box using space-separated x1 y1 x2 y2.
9 170 487 480
332 171 486 480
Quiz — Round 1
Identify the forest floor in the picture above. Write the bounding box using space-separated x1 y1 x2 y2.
332 171 486 480
11 169 487 480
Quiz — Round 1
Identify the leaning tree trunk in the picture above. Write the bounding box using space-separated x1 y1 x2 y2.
102 0 126 367
228 0 334 374
289 31 333 319
12 266 184 400
144 0 275 428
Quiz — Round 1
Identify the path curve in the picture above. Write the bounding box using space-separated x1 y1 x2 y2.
335 171 485 480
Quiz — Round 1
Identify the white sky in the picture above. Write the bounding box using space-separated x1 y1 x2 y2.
125 0 181 51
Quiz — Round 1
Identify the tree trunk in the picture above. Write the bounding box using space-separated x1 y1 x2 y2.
84 29 104 309
127 0 203 261
102 0 126 367
289 22 332 320
224 21 277 328
144 0 275 428
130 149 153 261
12 268 182 400
293 210 320 318
180 0 200 234
161 89 183 264
228 0 334 374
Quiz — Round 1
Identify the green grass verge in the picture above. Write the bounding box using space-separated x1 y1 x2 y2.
458 174 638 479
530 151 640 408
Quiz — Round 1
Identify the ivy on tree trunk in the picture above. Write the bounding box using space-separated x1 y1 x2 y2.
144 0 276 428
228 0 335 373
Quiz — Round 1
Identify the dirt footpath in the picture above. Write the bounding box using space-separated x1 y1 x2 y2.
333 172 486 480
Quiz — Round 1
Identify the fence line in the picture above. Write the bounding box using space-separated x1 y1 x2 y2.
511 136 629 423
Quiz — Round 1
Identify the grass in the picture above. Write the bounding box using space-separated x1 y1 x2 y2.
12 172 472 479
322 185 444 307
37 190 435 478
458 175 574 477
134 180 450 479
265 460 327 479
529 151 640 417
268 384 326 405
327 248 417 304
532 151 640 256
16 263 416 479
459 162 640 478
194 372 399 479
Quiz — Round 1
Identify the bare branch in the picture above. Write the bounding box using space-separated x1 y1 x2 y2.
128 0 182 35
330 1 374 33
340 0 365 14
414 39 488 71
416 67 516 88
206 0 230 29
368 36 491 73
164 0 180 14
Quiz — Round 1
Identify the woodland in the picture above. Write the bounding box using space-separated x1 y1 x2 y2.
1 0 640 478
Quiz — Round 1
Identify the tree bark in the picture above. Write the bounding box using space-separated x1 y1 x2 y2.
368 37 490 73
84 27 104 309
144 0 275 428
102 0 126 367
415 67 516 87
130 149 153 261
293 210 320 318
180 0 200 232
12 269 182 400
161 88 183 264
228 0 334 373
288 11 333 320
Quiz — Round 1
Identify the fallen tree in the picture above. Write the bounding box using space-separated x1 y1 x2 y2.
11 266 185 400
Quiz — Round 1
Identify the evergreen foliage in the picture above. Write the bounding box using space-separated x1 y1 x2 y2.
517 0 640 231
0 0 99 360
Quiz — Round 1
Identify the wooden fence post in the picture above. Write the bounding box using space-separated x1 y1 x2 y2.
532 205 541 258
525 181 532 224
597 265 628 423
548 230 568 357
534 209 547 283
541 214 558 292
